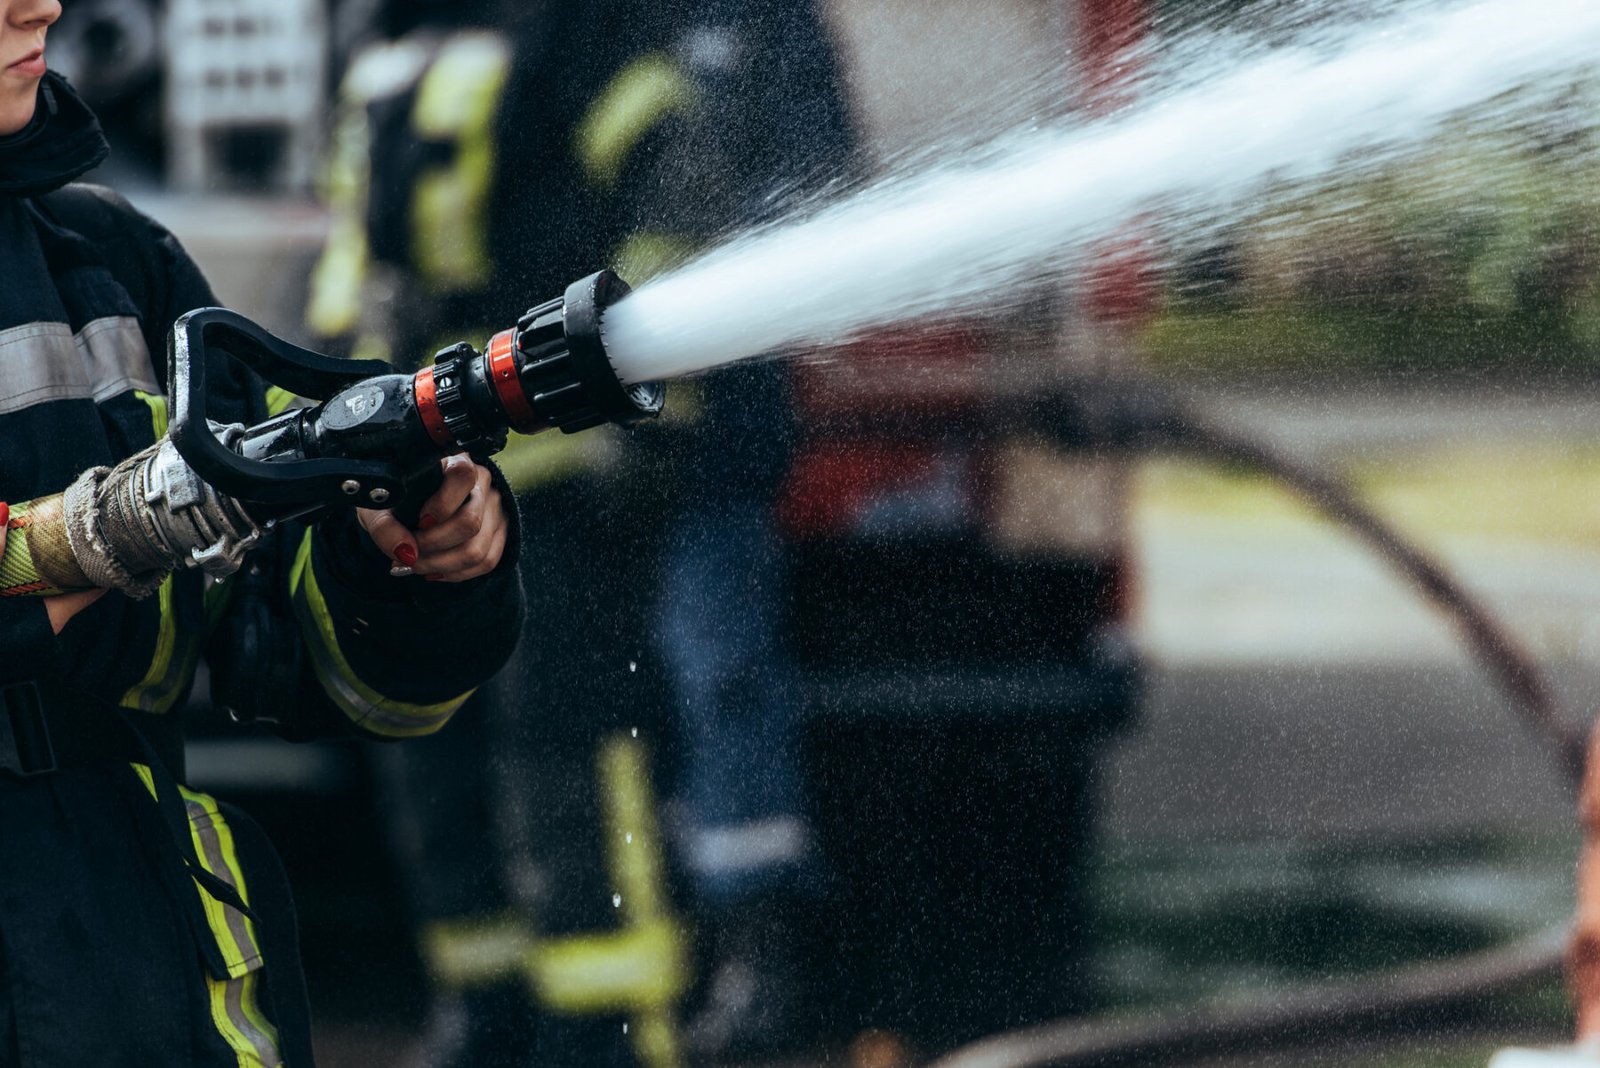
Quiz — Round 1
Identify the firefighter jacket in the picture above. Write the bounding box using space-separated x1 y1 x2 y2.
0 74 524 1067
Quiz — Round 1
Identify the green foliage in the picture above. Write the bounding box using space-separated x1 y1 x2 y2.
1151 81 1600 371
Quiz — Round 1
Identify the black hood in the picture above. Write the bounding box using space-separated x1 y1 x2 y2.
0 72 108 198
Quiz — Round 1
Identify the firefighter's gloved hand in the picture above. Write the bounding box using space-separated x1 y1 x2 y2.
0 503 105 633
357 454 509 582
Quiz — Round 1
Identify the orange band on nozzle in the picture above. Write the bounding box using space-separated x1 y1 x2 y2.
413 366 453 448
487 329 534 431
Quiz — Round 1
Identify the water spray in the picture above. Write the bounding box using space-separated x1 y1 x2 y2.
600 0 1600 386
0 271 659 598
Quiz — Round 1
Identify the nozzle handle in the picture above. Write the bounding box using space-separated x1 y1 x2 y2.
169 307 409 508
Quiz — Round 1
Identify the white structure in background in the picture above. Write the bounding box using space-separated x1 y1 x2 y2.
164 0 328 191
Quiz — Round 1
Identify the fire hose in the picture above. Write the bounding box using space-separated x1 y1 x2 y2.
927 386 1584 1068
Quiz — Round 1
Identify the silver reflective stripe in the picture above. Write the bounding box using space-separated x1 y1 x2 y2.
186 798 262 971
224 974 282 1067
0 316 157 415
303 636 460 735
683 816 812 878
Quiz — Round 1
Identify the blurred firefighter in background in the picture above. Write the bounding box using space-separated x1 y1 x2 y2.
306 0 855 1063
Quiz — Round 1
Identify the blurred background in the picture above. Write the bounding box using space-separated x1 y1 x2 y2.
54 0 1600 1065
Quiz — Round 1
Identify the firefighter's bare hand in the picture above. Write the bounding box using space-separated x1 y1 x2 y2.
357 454 509 583
44 589 107 633
0 516 106 633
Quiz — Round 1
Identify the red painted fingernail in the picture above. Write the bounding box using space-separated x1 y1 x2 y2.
419 514 438 531
0 502 9 529
395 543 418 567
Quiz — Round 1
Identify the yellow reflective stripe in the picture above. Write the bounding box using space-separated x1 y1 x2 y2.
613 231 696 285
128 767 283 1064
204 576 239 638
657 379 699 425
235 971 281 1065
181 787 283 1066
289 530 471 736
307 47 379 338
421 913 534 989
350 332 393 367
306 222 367 338
306 217 370 339
632 1010 684 1068
122 392 193 713
409 31 510 137
599 734 671 922
525 919 689 1014
600 733 687 1068
206 970 283 1068
180 787 265 978
576 54 696 190
263 386 300 417
119 576 181 712
517 733 689 1068
411 33 511 291
135 390 169 437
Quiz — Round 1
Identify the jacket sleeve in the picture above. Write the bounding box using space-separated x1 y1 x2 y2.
116 190 526 741
279 487 524 741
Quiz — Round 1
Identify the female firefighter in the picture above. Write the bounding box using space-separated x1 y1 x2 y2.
0 1 524 1063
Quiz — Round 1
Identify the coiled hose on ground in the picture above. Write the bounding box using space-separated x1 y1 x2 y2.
928 382 1585 1068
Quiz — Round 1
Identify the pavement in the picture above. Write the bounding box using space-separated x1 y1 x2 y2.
1114 379 1600 831
1136 379 1600 667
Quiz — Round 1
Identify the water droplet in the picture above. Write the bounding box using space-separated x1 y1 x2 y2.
631 727 638 737
612 893 622 908
628 660 638 673
625 832 633 844
623 1023 629 1035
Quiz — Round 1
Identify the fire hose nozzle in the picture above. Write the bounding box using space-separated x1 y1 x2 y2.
525 269 666 431
415 269 664 452
0 269 664 597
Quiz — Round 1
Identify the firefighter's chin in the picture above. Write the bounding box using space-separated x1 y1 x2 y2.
0 64 43 135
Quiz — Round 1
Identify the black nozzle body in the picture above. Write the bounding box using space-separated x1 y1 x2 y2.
417 269 664 455
512 270 665 434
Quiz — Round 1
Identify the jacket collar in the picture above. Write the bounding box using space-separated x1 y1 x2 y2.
0 73 109 198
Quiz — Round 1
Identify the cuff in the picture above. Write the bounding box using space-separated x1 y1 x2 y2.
312 459 523 607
